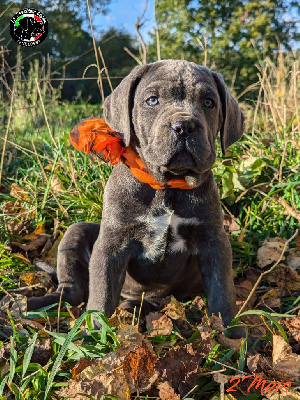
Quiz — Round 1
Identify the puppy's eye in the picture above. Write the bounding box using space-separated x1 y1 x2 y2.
203 98 214 108
146 96 159 106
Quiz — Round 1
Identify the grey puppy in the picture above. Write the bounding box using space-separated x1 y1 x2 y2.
28 60 244 330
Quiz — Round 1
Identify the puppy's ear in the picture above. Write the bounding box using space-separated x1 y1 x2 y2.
103 65 150 146
211 71 245 155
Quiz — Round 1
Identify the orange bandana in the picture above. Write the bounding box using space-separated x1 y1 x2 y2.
69 118 195 190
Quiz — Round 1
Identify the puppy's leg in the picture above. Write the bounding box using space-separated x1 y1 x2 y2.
27 221 100 310
199 232 237 327
86 227 132 318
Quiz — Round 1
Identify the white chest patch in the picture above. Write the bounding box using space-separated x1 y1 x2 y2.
137 206 199 261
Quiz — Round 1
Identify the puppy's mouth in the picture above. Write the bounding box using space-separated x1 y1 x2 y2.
161 150 199 179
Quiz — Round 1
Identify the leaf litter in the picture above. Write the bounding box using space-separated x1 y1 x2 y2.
1 210 300 399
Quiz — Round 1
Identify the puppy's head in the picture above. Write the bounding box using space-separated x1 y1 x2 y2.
103 60 244 187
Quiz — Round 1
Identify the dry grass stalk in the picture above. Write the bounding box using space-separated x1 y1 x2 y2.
86 0 105 103
0 83 14 189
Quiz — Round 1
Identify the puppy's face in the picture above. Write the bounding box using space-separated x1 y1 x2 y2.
132 63 222 186
103 60 244 187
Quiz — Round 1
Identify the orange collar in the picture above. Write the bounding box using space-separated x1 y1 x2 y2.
69 118 195 190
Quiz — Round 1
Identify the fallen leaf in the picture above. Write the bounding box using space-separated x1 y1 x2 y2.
161 296 187 320
158 381 180 400
257 238 286 268
161 296 192 337
0 342 11 378
146 312 173 336
223 215 240 233
50 173 65 192
280 317 300 344
216 334 244 351
10 183 29 201
296 235 300 251
272 335 300 380
116 324 143 347
247 353 272 376
60 369 130 400
267 265 300 292
43 232 63 267
31 338 54 365
0 294 27 320
263 388 300 399
236 279 257 310
108 307 135 328
155 344 204 396
210 315 225 332
123 341 156 385
10 234 52 252
62 338 157 399
239 314 267 338
72 358 93 380
23 223 47 240
21 271 54 290
286 249 300 271
260 289 281 309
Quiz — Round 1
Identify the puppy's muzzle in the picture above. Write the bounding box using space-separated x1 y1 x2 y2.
163 150 197 176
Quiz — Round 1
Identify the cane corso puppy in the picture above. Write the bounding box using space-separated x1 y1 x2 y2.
27 60 244 330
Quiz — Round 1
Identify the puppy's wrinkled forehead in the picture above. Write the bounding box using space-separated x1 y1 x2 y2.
137 61 218 99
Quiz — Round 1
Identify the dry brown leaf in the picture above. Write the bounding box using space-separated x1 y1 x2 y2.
158 381 181 400
239 314 267 338
247 353 272 376
272 335 300 380
161 296 187 320
44 231 63 266
146 312 173 337
123 341 156 384
21 271 54 290
61 338 157 399
22 223 47 240
286 250 300 271
161 296 192 337
11 234 52 252
31 338 54 366
155 344 204 396
10 183 29 201
260 289 282 309
296 235 300 251
257 238 286 268
0 294 27 320
108 307 134 328
72 358 93 380
115 324 143 347
236 279 257 310
268 265 300 292
223 215 240 233
280 317 300 344
7 220 25 235
0 342 11 378
216 334 244 351
210 315 225 332
60 369 130 400
50 173 65 192
263 388 300 399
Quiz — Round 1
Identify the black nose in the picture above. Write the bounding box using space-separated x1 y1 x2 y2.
171 120 196 135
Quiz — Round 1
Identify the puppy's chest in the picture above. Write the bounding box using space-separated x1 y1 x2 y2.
136 205 200 262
